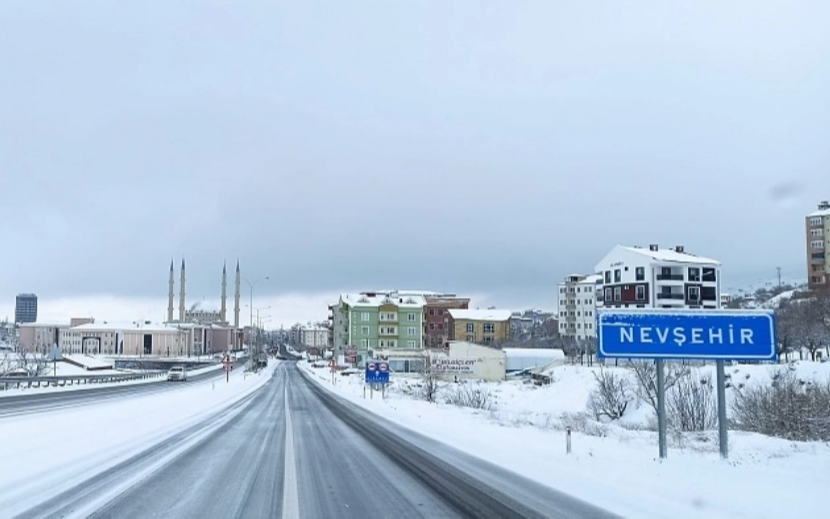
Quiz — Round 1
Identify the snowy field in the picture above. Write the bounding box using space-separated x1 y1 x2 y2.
0 361 278 516
305 361 830 519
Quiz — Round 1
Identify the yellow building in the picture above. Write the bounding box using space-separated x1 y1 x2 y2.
447 309 512 345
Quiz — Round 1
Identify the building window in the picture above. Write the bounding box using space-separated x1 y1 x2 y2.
466 335 474 342
614 269 621 283
604 288 612 301
635 267 645 281
614 287 621 301
407 327 417 335
361 326 369 335
361 312 370 321
360 339 369 348
429 323 435 330
604 271 611 283
688 286 701 301
407 313 417 321
810 217 822 226
483 336 493 343
407 340 417 348
702 267 716 282
466 323 475 333
812 228 824 237
811 240 824 249
635 285 645 300
688 268 700 282
483 323 495 333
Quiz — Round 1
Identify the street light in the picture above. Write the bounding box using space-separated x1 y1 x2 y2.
244 277 270 329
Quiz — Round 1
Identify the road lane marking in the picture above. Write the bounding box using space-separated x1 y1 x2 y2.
282 384 300 519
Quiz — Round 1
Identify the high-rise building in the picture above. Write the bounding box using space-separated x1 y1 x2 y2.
557 274 601 340
806 200 830 291
15 293 38 324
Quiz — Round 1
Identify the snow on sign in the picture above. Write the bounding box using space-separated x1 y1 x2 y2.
597 309 777 361
431 357 477 374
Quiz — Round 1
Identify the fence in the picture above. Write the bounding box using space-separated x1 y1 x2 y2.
0 370 166 391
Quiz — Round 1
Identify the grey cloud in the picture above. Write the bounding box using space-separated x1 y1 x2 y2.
1 1 828 308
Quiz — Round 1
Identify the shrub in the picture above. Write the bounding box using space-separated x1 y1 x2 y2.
587 369 633 421
443 383 492 410
731 369 830 441
667 370 717 432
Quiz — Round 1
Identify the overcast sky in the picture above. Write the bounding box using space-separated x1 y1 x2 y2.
1 1 828 326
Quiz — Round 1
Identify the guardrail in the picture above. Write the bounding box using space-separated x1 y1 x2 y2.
0 370 167 391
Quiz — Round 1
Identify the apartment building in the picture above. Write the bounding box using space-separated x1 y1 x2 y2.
806 200 830 291
330 291 426 357
300 327 329 349
594 244 722 310
557 273 601 340
447 309 512 345
423 294 470 348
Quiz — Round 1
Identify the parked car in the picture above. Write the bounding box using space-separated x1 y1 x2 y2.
167 366 187 381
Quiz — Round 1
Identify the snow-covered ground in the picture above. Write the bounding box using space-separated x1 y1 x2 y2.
0 360 278 516
305 361 830 519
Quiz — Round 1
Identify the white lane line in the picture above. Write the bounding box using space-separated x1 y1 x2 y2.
282 384 300 519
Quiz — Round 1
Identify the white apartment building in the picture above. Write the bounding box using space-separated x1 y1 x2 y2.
557 274 601 340
300 327 329 349
594 244 722 310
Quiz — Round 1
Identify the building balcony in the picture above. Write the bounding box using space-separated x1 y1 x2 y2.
379 328 398 336
656 293 684 300
656 274 684 281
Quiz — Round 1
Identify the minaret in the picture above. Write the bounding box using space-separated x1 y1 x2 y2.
220 261 227 322
233 260 241 328
179 258 186 322
167 259 175 322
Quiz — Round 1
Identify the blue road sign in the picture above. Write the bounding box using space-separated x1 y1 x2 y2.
597 309 777 361
365 359 390 384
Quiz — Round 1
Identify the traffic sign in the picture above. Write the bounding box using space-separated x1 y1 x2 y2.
365 359 389 384
597 309 777 361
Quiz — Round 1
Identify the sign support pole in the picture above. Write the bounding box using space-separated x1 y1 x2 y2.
656 359 667 459
716 360 728 459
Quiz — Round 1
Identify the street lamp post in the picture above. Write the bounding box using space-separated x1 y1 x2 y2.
244 276 270 367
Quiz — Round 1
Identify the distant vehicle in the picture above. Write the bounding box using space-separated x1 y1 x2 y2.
167 366 187 381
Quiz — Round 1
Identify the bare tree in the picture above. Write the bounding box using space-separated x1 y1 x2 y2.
16 349 47 377
419 357 443 403
667 370 717 432
629 361 690 414
587 369 633 420
774 302 799 362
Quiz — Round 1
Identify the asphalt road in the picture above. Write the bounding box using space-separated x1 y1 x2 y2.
15 363 621 519
0 364 228 417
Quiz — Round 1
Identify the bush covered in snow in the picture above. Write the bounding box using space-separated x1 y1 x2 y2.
667 370 717 432
587 369 633 421
731 369 830 441
443 383 492 410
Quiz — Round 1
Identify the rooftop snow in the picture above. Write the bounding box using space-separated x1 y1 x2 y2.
68 322 180 333
447 309 513 321
621 246 721 265
808 208 830 217
340 292 426 308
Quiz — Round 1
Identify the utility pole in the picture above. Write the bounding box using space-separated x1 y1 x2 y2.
776 267 782 288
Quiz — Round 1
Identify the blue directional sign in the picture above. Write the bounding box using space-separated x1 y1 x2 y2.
597 309 777 361
365 359 390 384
